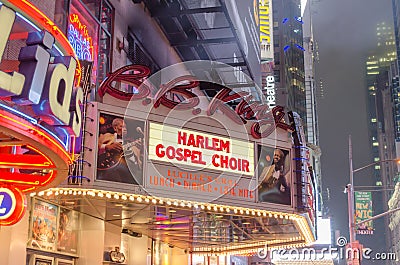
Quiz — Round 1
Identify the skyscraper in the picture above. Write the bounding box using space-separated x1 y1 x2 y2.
272 0 307 121
365 20 397 264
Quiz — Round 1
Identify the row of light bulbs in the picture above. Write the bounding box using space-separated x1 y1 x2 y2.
32 187 315 247
193 242 309 256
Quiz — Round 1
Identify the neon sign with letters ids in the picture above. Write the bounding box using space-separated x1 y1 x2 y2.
0 2 82 225
0 5 83 137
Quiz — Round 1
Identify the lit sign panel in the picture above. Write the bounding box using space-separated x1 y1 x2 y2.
149 123 254 176
355 191 374 235
146 164 255 202
68 14 94 61
264 75 276 108
259 0 274 60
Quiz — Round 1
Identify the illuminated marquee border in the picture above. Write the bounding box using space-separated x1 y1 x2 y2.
33 187 315 253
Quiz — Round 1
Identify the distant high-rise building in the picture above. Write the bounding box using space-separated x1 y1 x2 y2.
365 20 397 264
272 0 306 121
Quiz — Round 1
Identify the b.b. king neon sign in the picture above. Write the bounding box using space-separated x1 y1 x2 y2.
68 14 94 61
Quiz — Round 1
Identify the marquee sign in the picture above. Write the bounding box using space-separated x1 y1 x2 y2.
146 163 255 202
149 123 254 176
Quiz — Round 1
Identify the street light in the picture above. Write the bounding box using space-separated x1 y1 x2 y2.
347 135 400 245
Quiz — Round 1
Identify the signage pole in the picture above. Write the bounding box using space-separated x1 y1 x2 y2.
348 135 356 244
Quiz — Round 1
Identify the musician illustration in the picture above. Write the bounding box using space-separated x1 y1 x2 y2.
97 115 144 184
258 148 291 205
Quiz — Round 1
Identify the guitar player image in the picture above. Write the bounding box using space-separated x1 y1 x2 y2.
97 114 144 185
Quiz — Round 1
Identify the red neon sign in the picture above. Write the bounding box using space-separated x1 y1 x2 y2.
0 186 26 226
68 14 94 61
98 64 295 138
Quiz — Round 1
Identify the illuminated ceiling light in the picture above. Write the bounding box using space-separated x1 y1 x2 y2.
121 195 127 200
77 190 82 195
207 205 211 210
144 197 150 203
173 201 178 206
152 199 157 204
106 193 111 198
137 197 143 202
213 206 218 211
200 205 205 210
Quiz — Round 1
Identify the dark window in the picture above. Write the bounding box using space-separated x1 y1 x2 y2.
127 33 160 73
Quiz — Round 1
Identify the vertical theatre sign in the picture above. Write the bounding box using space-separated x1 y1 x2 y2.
355 191 374 235
0 3 81 225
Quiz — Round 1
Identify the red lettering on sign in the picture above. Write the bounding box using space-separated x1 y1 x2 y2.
99 65 295 138
154 75 199 110
207 88 248 125
98 64 151 101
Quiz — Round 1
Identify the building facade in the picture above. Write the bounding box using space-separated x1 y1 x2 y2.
365 19 398 264
0 1 317 265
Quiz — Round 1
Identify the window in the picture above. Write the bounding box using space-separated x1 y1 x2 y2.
97 0 113 85
126 33 160 73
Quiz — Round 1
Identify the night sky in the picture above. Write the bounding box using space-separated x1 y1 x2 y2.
313 0 393 254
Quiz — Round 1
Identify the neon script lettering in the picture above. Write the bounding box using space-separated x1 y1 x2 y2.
98 64 294 138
